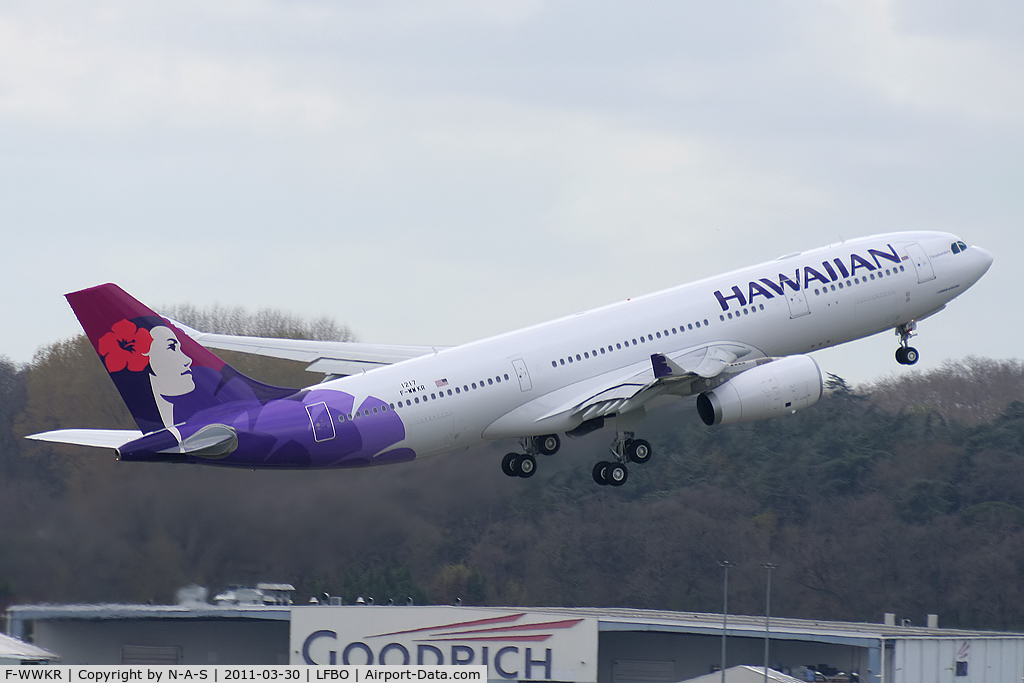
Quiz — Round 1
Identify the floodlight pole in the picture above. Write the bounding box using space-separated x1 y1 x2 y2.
719 560 734 683
762 563 778 683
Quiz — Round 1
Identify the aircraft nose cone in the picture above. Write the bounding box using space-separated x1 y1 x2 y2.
972 245 994 275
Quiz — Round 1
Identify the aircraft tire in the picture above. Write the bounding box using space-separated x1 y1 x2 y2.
516 454 537 478
896 347 920 365
502 453 520 477
592 462 610 485
627 439 652 464
536 434 561 456
607 462 628 486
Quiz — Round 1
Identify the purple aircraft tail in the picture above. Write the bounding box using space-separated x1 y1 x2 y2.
67 284 296 434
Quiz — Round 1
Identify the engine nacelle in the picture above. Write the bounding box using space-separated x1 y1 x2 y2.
696 355 823 426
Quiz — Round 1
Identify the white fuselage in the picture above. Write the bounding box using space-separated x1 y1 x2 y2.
313 231 991 457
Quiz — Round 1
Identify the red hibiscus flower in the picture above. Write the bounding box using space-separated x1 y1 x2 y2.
98 319 153 373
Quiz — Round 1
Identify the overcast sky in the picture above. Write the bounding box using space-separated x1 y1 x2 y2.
1 0 1021 386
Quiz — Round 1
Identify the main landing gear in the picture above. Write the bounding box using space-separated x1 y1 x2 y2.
501 434 561 479
895 322 920 366
592 433 652 487
499 431 653 486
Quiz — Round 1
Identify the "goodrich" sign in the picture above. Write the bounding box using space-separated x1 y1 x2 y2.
291 606 598 682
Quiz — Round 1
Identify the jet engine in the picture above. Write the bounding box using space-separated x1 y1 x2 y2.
696 355 823 426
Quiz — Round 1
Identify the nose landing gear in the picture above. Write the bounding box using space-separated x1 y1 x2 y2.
895 322 920 365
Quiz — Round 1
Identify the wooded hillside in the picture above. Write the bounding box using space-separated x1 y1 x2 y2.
3 323 1024 631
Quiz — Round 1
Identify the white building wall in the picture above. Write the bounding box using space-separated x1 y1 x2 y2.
34 619 289 665
598 632 872 683
894 638 1024 683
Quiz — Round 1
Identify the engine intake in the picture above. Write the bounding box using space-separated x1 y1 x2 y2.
696 355 823 426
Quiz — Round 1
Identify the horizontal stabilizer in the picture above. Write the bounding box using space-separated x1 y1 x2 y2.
170 321 448 376
26 429 143 450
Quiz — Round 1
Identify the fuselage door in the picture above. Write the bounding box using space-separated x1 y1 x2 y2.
786 287 811 319
512 358 533 392
305 402 336 442
904 243 936 283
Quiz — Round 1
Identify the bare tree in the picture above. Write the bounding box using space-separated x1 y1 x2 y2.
868 357 1024 425
163 304 356 342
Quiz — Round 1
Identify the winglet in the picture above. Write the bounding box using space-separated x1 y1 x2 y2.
651 353 672 379
651 353 690 379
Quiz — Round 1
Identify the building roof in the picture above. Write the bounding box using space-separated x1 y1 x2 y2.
0 631 58 662
680 666 804 683
9 602 1024 645
516 606 1024 646
7 603 291 621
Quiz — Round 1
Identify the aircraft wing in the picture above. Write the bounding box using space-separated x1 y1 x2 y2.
171 322 450 376
541 342 767 423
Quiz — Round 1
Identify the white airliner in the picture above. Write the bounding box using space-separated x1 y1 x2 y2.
29 231 992 486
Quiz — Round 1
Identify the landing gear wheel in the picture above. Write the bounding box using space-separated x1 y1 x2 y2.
535 434 561 456
626 439 652 464
502 453 520 477
593 461 610 486
606 462 629 486
516 454 537 478
895 346 920 365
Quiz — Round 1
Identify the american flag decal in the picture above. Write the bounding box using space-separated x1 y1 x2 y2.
435 378 449 387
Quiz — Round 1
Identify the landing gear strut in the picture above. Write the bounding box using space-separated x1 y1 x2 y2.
500 434 561 479
895 322 919 366
592 432 653 486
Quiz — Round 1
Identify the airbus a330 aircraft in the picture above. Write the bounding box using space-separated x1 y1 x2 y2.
29 231 992 486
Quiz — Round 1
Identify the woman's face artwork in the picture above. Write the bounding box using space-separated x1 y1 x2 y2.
148 325 195 397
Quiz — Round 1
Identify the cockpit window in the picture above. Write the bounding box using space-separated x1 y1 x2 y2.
951 241 968 254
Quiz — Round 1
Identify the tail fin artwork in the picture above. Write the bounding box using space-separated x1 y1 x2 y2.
29 283 412 468
66 283 296 435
